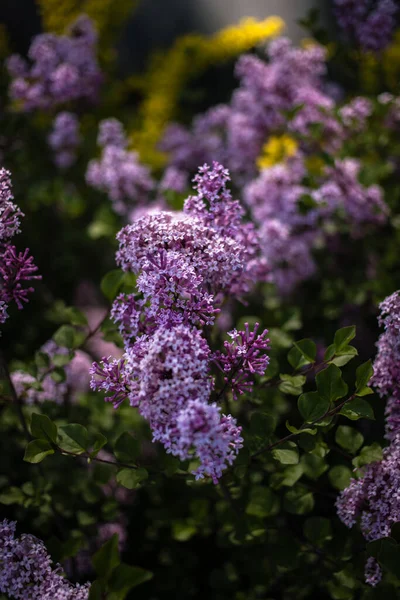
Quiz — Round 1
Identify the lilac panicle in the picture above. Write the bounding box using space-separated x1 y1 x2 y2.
48 112 81 169
7 15 102 111
86 118 154 215
213 323 270 400
0 519 90 599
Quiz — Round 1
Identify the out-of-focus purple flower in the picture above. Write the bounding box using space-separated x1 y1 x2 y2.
364 557 382 587
0 519 90 599
159 166 188 195
6 15 102 111
86 119 155 215
48 112 81 169
334 0 398 52
340 97 373 131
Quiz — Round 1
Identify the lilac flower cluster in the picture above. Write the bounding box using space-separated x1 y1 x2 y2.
48 112 81 169
337 291 400 585
7 16 102 111
372 290 400 439
86 118 155 215
91 163 270 482
0 168 40 328
160 38 388 294
0 519 90 599
334 0 398 52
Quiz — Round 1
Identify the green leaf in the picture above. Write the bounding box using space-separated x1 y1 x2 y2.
334 326 356 351
367 537 400 578
272 441 299 465
324 344 336 362
316 364 348 403
298 392 330 422
284 486 314 515
88 580 103 600
293 339 316 362
270 464 303 488
30 413 57 443
116 468 148 489
92 534 120 580
58 424 89 455
90 433 108 457
329 346 358 367
339 398 374 421
249 412 276 438
285 421 317 435
108 563 153 599
64 307 88 326
335 426 364 454
355 360 374 395
114 433 140 464
24 440 54 463
279 374 306 396
246 486 279 517
101 270 125 301
53 325 76 349
328 465 352 490
35 351 50 370
303 517 332 545
300 454 328 480
352 443 383 468
287 346 309 370
0 486 25 505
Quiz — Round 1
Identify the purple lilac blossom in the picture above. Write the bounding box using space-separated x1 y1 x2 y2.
213 323 270 400
91 163 268 482
86 119 155 215
0 519 90 599
334 0 398 52
7 16 102 111
48 112 81 169
0 169 40 329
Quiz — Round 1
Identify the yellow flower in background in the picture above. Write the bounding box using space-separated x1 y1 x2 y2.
257 135 298 170
131 16 285 168
35 0 137 61
359 29 400 93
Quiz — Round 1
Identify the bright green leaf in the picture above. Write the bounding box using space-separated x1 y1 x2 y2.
355 360 374 394
352 443 383 468
334 326 356 352
279 374 306 396
272 441 299 465
293 339 316 362
328 465 352 490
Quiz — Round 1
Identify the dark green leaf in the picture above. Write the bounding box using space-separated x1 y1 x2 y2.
339 398 374 421
293 339 316 362
355 360 374 395
304 517 332 545
272 441 299 465
58 424 89 454
116 468 148 489
101 270 125 301
88 580 103 600
92 534 120 579
64 307 88 326
250 412 276 438
114 433 140 464
367 537 400 578
316 364 348 403
90 433 108 456
279 374 306 396
328 465 352 490
286 421 317 435
287 346 309 370
352 443 383 468
246 486 279 517
334 326 356 352
108 563 153 599
298 392 330 422
30 413 57 443
24 440 54 463
284 486 314 515
53 325 76 349
335 426 364 454
301 454 328 480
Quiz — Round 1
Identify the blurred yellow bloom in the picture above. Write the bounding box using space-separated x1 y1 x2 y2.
257 135 298 170
305 155 325 177
131 16 285 168
359 29 400 93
